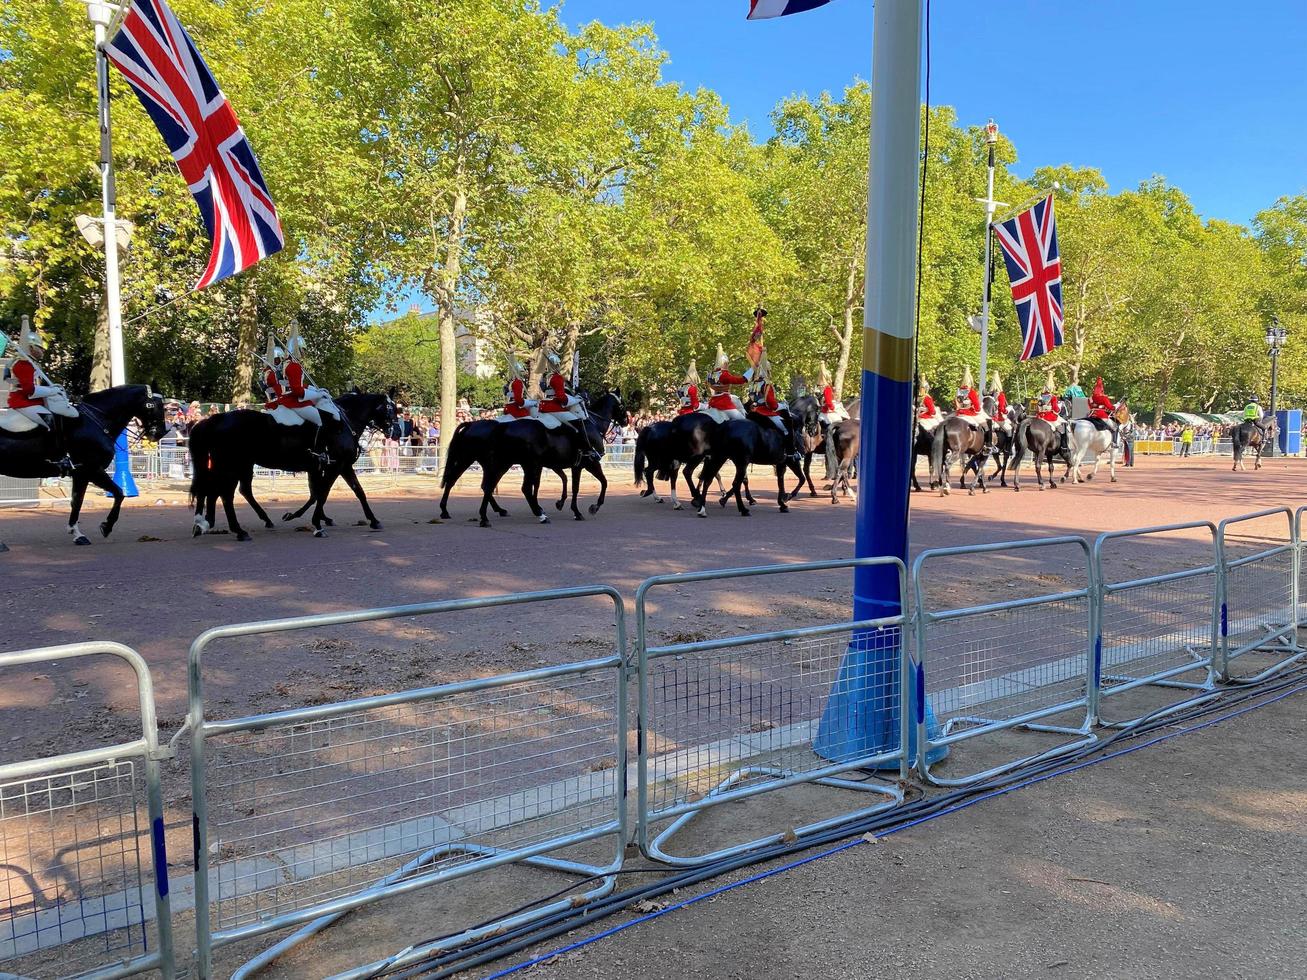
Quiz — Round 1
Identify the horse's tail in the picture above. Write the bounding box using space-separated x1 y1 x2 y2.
633 428 648 486
440 421 474 490
929 423 947 487
1011 417 1030 470
188 422 211 507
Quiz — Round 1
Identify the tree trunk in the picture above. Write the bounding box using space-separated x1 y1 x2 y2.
230 281 259 403
90 299 112 391
434 183 469 458
833 247 862 398
1151 330 1185 425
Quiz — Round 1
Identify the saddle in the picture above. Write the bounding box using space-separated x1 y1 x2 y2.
917 414 943 434
0 408 43 434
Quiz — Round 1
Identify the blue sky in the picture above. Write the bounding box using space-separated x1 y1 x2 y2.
557 0 1307 227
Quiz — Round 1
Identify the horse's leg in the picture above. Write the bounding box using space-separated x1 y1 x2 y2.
554 467 567 512
586 458 608 516
340 466 383 530
438 457 472 520
240 471 276 529
1108 444 1117 483
282 496 315 522
776 464 790 513
219 478 251 542
67 473 92 546
519 465 547 522
478 464 508 528
667 467 680 510
568 464 584 521
733 463 750 517
803 453 817 497
308 471 334 537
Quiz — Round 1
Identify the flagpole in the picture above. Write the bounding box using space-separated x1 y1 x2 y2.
977 119 999 392
88 2 127 386
813 0 932 764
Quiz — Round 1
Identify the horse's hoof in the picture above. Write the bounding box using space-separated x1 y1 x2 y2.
574 514 585 522
779 504 789 513
99 522 112 539
673 503 683 511
719 498 728 508
496 509 509 518
640 489 652 498
555 500 565 511
1085 474 1094 481
808 491 818 498
281 512 295 522
740 509 752 517
697 508 707 519
440 510 452 520
74 535 91 547
263 520 275 529
192 524 203 538
324 517 336 527
479 518 492 528
370 520 383 530
538 515 550 524
313 528 327 538
237 531 253 542
588 504 599 515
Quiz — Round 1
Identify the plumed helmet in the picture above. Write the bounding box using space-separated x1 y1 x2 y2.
1093 376 1105 395
1044 369 1056 392
919 375 931 396
990 371 1003 393
961 365 974 390
755 351 772 381
506 354 523 381
715 344 729 370
816 361 832 386
684 359 700 387
286 324 305 358
265 333 283 365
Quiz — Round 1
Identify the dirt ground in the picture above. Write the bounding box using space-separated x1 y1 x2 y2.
2 452 1305 978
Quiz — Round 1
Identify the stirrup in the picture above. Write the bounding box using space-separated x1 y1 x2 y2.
55 455 75 478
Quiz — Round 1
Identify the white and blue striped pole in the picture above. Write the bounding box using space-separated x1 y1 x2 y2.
815 0 942 764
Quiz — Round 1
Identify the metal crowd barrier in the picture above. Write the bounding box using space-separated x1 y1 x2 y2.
1092 523 1220 726
0 643 174 979
912 537 1098 785
635 558 908 867
185 587 628 980
1218 508 1303 683
0 474 44 506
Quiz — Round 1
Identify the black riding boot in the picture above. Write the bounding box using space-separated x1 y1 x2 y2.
46 416 75 476
574 421 601 463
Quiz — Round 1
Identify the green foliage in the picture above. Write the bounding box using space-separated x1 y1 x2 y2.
2 2 1304 418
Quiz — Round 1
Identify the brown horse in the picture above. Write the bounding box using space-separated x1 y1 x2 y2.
826 417 859 503
930 415 990 496
1232 417 1276 472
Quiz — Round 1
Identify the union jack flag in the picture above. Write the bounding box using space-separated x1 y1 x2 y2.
105 0 284 290
994 194 1064 361
748 0 834 19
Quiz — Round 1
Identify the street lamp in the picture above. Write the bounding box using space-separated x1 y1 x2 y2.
1265 315 1287 456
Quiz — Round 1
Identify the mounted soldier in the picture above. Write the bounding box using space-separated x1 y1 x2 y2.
537 350 600 461
705 344 750 422
500 354 532 420
1 318 78 475
1087 376 1120 446
677 360 701 416
917 376 943 433
750 352 800 464
985 370 1009 421
262 327 337 466
814 361 849 481
1037 371 1067 433
261 334 286 409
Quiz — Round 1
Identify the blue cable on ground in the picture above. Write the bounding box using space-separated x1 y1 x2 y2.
482 680 1307 980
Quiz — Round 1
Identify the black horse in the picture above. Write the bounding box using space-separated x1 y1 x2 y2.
1232 417 1276 472
1009 416 1072 491
0 385 165 546
695 412 804 517
911 420 941 492
189 392 395 540
439 419 571 521
475 391 627 528
632 413 745 511
787 393 825 497
265 393 398 531
984 396 1021 488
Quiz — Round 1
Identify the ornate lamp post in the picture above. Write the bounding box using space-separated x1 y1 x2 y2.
1265 315 1287 456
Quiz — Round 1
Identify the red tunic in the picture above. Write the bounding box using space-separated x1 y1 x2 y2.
996 392 1008 416
503 377 530 418
918 394 937 420
1088 389 1114 420
263 366 283 409
279 360 313 409
539 371 569 413
955 388 982 417
754 382 781 417
708 368 748 411
1037 394 1061 424
677 384 700 416
7 359 41 409
821 385 838 413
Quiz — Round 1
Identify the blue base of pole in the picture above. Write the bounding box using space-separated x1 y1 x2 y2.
813 367 946 768
107 432 138 498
